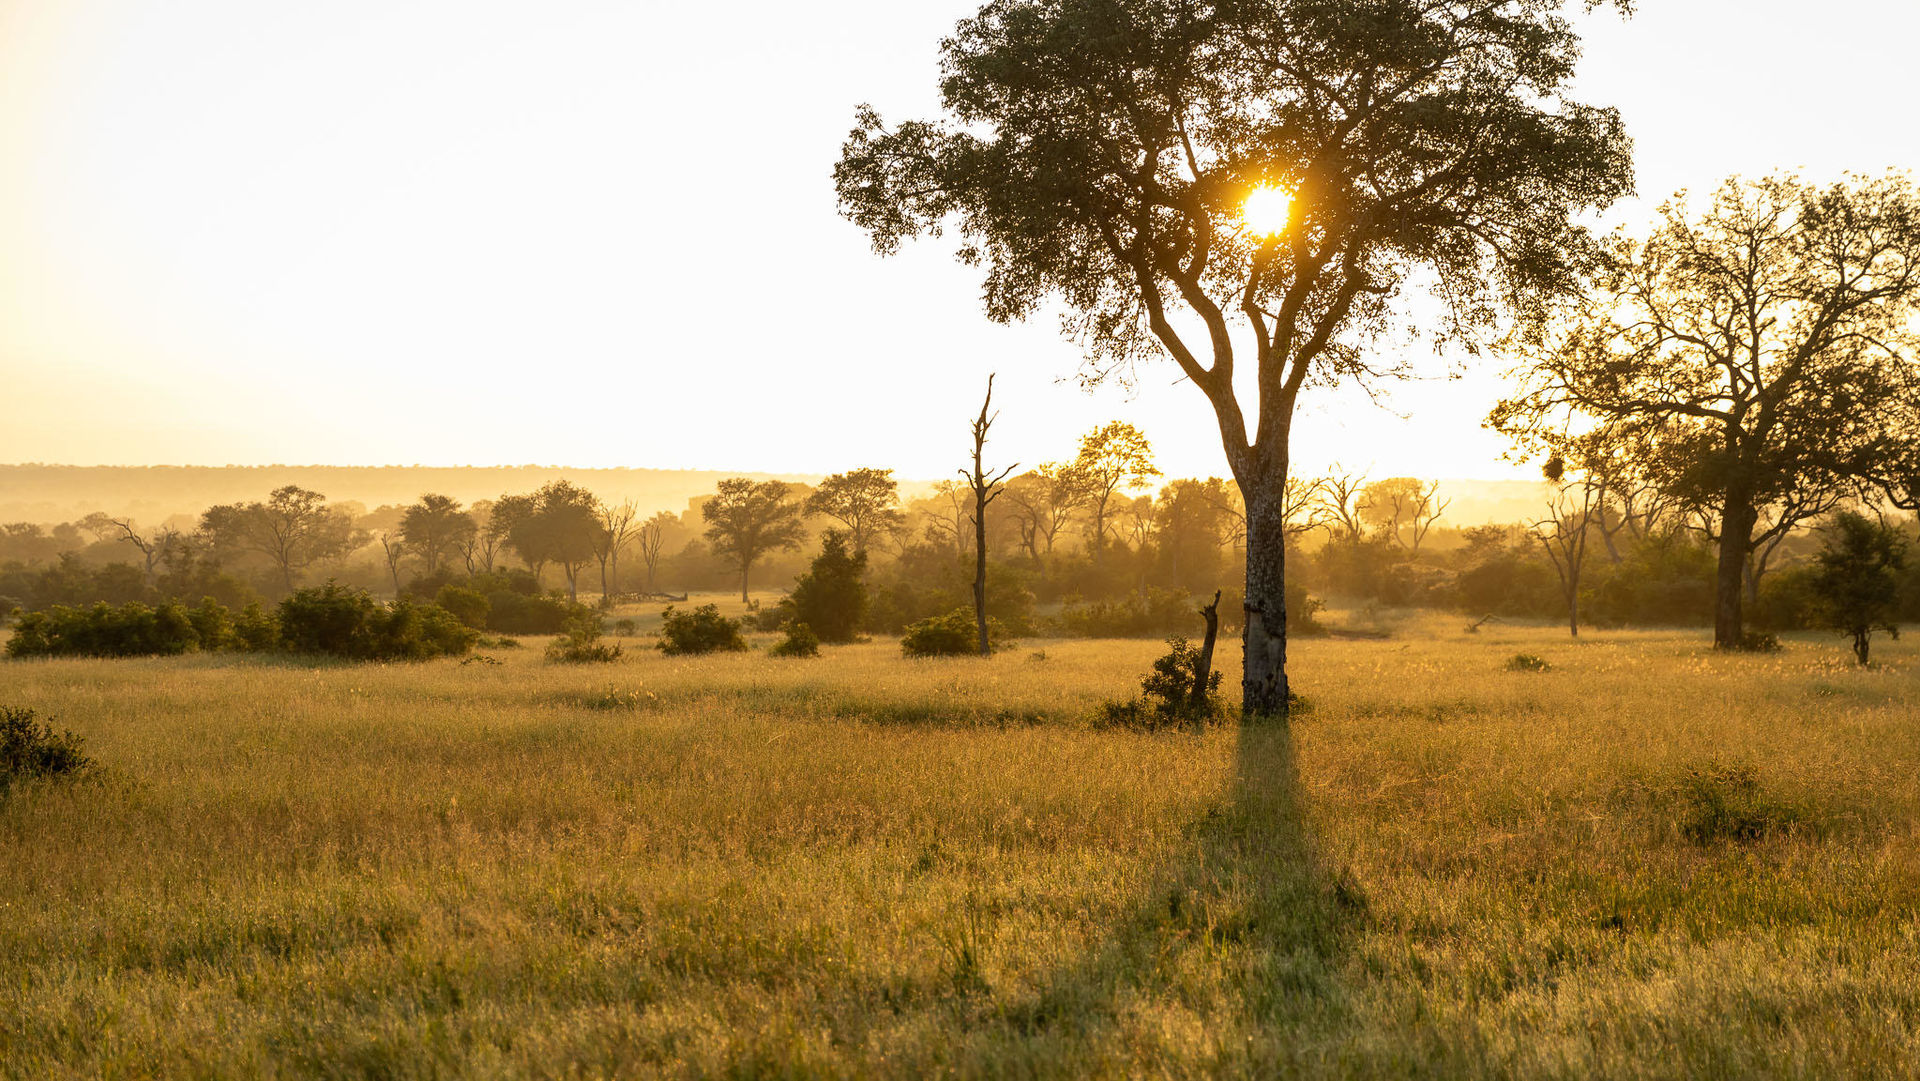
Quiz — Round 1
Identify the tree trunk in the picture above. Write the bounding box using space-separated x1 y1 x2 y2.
1854 630 1870 665
1241 479 1290 720
1714 492 1757 648
740 562 751 604
973 487 990 656
1190 591 1221 714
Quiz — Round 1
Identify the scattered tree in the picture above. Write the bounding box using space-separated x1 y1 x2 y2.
961 375 1018 656
1071 421 1159 563
805 468 906 554
1494 175 1920 649
702 479 806 602
398 494 473 578
837 0 1633 715
1809 511 1907 664
634 511 676 594
789 531 869 644
199 486 361 591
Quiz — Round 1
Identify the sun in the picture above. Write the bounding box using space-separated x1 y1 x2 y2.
1242 184 1293 237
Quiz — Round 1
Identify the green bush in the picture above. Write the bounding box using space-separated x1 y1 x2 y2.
5 601 201 658
546 623 624 664
234 601 281 651
1096 635 1227 730
485 589 585 635
790 532 868 643
1 706 93 791
769 621 821 658
1505 653 1551 672
277 582 475 661
185 597 235 650
434 585 491 629
901 608 1000 657
657 604 748 656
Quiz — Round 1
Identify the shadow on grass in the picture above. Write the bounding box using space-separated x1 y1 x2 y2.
978 719 1363 1071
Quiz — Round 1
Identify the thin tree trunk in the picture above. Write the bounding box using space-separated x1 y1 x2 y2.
1241 479 1290 720
740 562 751 604
1190 590 1221 714
973 486 990 656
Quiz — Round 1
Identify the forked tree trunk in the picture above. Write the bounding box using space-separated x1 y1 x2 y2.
1241 480 1291 720
1714 490 1757 649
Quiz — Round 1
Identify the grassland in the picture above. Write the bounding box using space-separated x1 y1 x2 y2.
2 606 1918 1079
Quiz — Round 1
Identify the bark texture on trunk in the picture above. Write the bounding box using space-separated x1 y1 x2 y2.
1714 493 1757 649
1241 484 1290 720
1191 591 1221 714
740 564 751 604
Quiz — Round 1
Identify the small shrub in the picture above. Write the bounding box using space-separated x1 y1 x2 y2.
1 706 93 791
546 623 624 664
769 621 821 658
1676 761 1799 844
234 601 281 652
1505 653 1551 672
901 608 1000 657
612 618 638 636
1734 631 1782 653
485 590 586 635
1096 635 1227 731
657 604 748 656
460 654 502 666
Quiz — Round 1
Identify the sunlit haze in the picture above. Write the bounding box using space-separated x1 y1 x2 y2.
2 0 1915 481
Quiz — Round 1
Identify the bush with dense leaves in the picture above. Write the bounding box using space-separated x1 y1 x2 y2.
434 585 491 629
546 622 623 664
484 589 585 635
5 600 200 658
769 621 820 658
277 582 476 660
1096 635 1227 730
790 532 868 643
656 604 748 655
1 706 93 791
900 608 1001 657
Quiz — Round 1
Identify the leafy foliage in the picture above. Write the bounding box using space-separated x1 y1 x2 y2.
900 608 1003 658
5 601 200 658
276 582 477 660
1810 511 1908 664
0 706 93 791
545 623 623 664
656 605 748 656
790 532 869 644
769 622 821 659
1097 635 1226 730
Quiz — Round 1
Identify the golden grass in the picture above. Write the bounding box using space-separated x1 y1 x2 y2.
2 616 1917 1078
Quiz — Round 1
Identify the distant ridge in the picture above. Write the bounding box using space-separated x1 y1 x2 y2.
0 464 823 526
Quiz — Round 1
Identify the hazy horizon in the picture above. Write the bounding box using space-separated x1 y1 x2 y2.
5 1 1917 483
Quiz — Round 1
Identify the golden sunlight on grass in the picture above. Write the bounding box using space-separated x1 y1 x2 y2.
2 620 1918 1077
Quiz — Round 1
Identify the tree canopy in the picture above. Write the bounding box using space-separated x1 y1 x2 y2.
702 479 806 602
1492 174 1920 646
837 0 1633 715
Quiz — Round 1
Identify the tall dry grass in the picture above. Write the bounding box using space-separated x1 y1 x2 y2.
1 617 1916 1078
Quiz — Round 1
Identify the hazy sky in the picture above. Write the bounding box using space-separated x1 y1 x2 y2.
2 1 1915 482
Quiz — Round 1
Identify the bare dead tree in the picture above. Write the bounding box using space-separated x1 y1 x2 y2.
1317 468 1371 545
1405 480 1453 554
377 532 406 597
593 499 640 602
80 513 179 585
961 374 1018 656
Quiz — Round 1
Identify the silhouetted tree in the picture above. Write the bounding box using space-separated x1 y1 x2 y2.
1810 511 1907 664
1494 175 1920 648
398 494 473 578
962 375 1018 655
376 532 406 596
79 514 179 586
199 486 360 591
702 479 805 602
635 511 676 594
837 0 1633 715
1530 459 1599 637
805 468 906 554
790 531 870 643
593 500 639 601
1003 462 1092 566
1072 421 1159 564
1154 478 1235 591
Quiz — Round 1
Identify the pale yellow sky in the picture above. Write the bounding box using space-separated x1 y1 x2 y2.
1 1 1915 482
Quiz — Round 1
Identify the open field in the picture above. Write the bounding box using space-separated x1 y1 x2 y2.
3 617 1919 1078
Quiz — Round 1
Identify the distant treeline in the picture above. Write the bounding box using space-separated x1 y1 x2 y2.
6 423 1917 638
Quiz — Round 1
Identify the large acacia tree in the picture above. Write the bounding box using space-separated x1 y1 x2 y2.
836 0 1632 716
1492 175 1920 648
702 479 806 602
